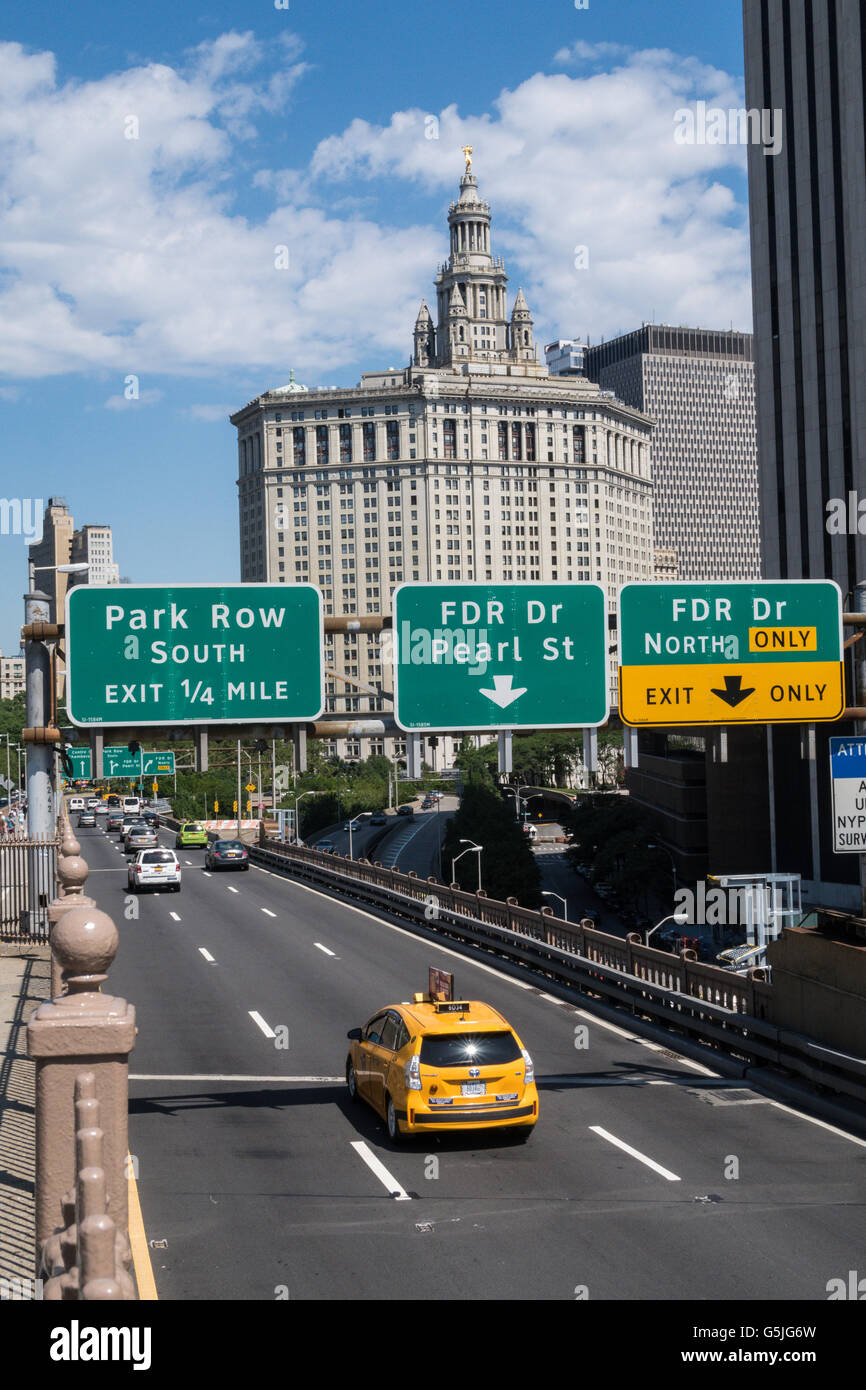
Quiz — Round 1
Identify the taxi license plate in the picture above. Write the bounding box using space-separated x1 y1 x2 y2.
461 1082 486 1097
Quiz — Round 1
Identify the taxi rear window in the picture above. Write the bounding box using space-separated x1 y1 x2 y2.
419 1032 522 1067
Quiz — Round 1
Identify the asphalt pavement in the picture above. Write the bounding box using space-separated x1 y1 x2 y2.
75 819 866 1301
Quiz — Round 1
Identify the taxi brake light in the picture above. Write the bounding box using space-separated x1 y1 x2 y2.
520 1047 534 1086
404 1054 422 1091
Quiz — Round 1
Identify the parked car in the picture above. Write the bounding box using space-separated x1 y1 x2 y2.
205 839 249 871
128 849 181 893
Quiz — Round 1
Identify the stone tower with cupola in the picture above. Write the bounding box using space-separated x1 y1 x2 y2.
412 160 538 370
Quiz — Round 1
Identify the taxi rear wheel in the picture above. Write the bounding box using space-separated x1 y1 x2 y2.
385 1094 403 1144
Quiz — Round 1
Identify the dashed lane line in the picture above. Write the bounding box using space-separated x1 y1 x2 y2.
589 1125 681 1181
249 1010 276 1039
350 1140 411 1200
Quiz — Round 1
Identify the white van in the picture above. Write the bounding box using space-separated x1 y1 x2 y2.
122 796 141 816
69 796 85 811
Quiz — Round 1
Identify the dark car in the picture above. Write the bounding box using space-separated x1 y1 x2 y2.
140 810 160 829
370 812 387 826
396 805 415 819
205 839 249 871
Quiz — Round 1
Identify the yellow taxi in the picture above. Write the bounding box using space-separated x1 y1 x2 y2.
346 994 538 1143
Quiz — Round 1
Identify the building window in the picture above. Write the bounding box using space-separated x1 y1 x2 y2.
386 420 400 461
293 428 306 466
339 423 352 465
316 426 329 467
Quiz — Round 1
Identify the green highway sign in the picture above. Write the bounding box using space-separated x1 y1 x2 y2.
66 584 324 728
102 747 176 778
65 747 92 778
392 582 609 732
619 580 844 726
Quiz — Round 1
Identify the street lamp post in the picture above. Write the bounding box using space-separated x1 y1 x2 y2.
648 842 678 896
542 891 568 919
347 815 361 860
452 839 482 891
294 790 321 844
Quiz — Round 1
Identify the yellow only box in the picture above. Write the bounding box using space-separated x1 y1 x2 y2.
748 626 817 653
619 660 844 725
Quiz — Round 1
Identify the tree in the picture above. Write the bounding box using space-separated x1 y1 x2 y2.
563 793 669 911
441 782 541 906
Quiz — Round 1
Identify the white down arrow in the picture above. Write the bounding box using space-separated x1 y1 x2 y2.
478 674 528 709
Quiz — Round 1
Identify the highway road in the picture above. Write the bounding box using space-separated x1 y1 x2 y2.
76 819 866 1301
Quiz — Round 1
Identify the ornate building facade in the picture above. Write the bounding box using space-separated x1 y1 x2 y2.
231 166 655 762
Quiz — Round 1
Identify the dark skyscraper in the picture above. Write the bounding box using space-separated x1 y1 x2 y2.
742 0 866 908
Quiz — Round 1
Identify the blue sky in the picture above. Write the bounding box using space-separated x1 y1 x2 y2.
0 0 751 654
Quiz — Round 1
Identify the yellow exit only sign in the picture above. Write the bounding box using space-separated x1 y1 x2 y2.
619 582 844 727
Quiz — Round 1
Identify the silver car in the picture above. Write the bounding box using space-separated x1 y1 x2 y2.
124 825 158 855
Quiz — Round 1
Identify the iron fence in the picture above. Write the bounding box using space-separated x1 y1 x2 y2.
0 834 60 941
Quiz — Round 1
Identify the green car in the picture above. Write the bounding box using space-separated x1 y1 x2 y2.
176 822 208 849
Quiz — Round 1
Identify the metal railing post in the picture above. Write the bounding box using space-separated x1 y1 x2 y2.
47 811 95 998
28 902 136 1273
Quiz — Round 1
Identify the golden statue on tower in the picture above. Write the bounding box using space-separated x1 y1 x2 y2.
461 144 473 172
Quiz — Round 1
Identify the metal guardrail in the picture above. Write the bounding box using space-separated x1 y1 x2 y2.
0 834 60 941
249 838 866 1110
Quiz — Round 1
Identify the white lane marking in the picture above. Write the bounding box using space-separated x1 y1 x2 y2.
763 1099 866 1150
198 948 215 963
261 908 277 918
202 871 212 877
227 885 240 894
129 1074 342 1082
589 1125 681 1181
169 911 181 922
249 1010 276 1039
185 860 193 865
351 1140 411 1200
314 942 336 956
570 1005 719 1077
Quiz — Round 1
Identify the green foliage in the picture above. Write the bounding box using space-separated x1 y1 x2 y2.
441 781 541 907
563 793 668 912
454 729 623 790
0 696 25 784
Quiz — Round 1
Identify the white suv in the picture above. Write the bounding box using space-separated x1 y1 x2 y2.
128 849 181 893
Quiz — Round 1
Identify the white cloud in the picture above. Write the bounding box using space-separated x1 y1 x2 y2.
310 51 753 342
0 36 753 387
